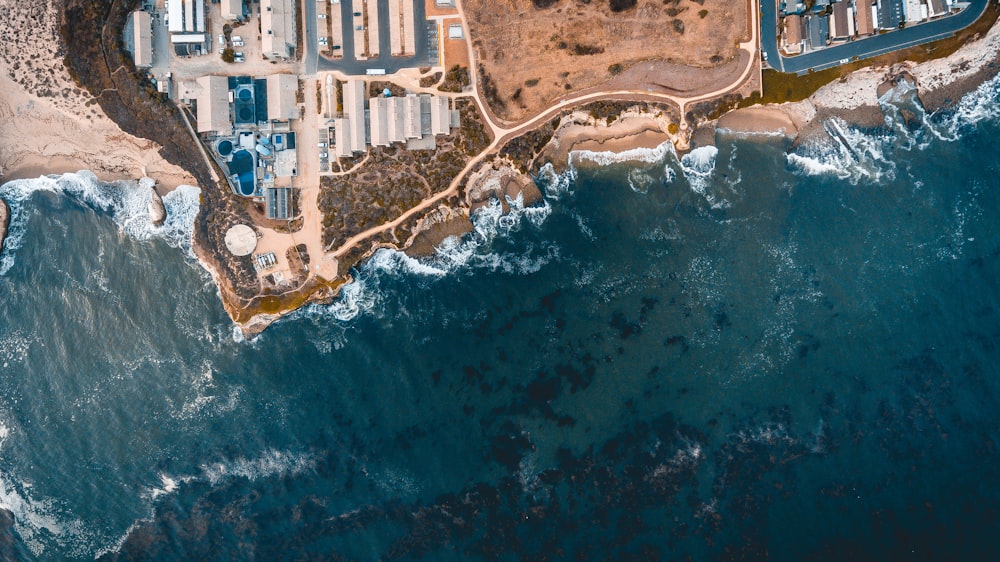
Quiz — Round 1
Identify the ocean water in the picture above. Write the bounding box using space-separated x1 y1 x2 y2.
3 76 1000 561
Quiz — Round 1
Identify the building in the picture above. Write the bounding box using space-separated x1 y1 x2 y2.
805 14 829 50
368 97 390 147
927 0 947 17
261 0 296 59
830 1 852 39
195 75 232 136
782 14 804 54
266 74 298 121
333 118 353 157
855 0 875 35
128 11 153 68
903 0 923 22
430 96 450 136
386 97 406 143
265 187 291 220
221 0 245 20
168 0 205 34
345 80 367 149
876 0 904 29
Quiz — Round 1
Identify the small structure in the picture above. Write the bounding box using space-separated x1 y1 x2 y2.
448 24 464 39
128 11 153 68
855 0 876 36
266 74 298 121
221 0 245 21
225 224 257 256
261 0 296 59
903 0 924 23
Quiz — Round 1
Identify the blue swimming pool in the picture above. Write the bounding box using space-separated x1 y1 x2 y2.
228 150 255 196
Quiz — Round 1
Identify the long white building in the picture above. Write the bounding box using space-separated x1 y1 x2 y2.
261 0 296 59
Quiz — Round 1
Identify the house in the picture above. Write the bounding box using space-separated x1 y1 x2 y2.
903 0 924 22
806 14 830 50
830 1 852 39
876 0 904 30
855 0 875 35
782 14 804 54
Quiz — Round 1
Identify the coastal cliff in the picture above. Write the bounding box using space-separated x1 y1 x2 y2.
30 0 1000 338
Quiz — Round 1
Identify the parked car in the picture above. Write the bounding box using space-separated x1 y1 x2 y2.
163 14 168 26
231 35 243 42
332 45 341 50
319 152 328 159
318 14 326 19
318 142 327 148
218 34 225 45
353 11 361 16
355 25 363 31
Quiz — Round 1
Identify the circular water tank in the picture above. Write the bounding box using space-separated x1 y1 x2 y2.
217 140 233 156
224 224 257 256
238 107 253 121
238 88 252 100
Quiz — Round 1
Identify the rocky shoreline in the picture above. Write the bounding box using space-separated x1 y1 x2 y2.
0 198 9 255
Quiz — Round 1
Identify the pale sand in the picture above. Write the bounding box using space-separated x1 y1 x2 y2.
545 111 675 167
0 1 195 193
716 106 798 137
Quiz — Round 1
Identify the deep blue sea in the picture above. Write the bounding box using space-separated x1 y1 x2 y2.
3 76 1000 561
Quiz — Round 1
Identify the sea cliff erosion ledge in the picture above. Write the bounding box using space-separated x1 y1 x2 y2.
6 0 996 337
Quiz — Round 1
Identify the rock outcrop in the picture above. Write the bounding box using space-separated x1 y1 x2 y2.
0 198 10 254
142 178 166 226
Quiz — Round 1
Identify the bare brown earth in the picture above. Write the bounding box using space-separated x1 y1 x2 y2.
463 0 747 121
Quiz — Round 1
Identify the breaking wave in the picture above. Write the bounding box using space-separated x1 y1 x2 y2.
680 146 729 208
0 171 200 276
786 117 896 184
569 140 676 167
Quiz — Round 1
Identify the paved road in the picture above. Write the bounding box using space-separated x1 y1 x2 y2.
303 0 319 74
762 0 989 75
318 0 430 75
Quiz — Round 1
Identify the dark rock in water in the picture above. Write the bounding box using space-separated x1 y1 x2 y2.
0 507 23 561
0 198 9 254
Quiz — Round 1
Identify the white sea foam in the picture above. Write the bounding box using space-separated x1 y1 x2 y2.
569 140 676 167
0 171 201 276
926 72 1000 141
535 162 577 200
0 470 95 557
786 118 895 184
680 146 729 208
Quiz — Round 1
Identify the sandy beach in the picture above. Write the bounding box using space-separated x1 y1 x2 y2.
0 1 195 193
544 112 675 169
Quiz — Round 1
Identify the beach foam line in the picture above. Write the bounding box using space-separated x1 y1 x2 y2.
0 171 201 276
569 139 677 168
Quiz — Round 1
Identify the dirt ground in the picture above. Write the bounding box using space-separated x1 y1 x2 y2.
463 0 748 121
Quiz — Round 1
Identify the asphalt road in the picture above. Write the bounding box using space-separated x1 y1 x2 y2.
318 0 430 75
303 0 319 74
762 0 989 75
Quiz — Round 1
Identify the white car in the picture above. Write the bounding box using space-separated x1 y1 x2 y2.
318 142 328 148
318 14 326 19
218 34 225 45
233 40 244 47
319 152 328 159
231 35 243 42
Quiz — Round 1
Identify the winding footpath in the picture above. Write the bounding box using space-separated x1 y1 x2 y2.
329 0 762 260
